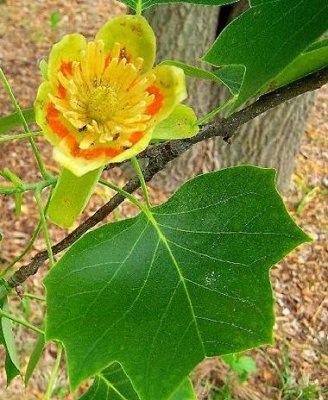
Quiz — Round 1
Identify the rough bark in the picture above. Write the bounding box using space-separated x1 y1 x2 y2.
145 4 316 193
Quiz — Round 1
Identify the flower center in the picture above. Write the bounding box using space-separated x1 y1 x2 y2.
50 40 156 150
87 86 118 122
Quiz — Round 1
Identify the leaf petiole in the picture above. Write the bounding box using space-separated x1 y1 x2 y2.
35 189 55 267
43 344 63 400
0 131 42 143
131 157 151 209
194 96 237 126
0 308 44 335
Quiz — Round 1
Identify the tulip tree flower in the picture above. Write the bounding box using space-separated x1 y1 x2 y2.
34 15 198 228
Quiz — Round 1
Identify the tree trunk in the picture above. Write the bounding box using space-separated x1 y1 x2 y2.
145 4 316 193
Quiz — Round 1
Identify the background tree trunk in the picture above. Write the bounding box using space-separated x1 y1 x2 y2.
145 4 316 193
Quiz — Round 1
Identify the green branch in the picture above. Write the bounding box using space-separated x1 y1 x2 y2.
0 68 49 179
5 66 328 290
0 308 44 335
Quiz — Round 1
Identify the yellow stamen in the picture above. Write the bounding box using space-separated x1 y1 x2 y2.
50 40 157 150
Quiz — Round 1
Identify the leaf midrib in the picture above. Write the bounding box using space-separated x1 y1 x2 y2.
98 373 128 400
143 207 206 356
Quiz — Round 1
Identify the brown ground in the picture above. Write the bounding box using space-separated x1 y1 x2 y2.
0 1 327 399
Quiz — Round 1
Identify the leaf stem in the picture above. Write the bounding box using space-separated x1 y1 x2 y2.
0 67 49 179
0 308 44 335
21 292 46 302
0 131 42 143
131 157 151 208
99 178 144 211
194 96 236 126
34 190 55 267
0 187 54 278
0 176 57 196
136 0 142 15
43 344 63 400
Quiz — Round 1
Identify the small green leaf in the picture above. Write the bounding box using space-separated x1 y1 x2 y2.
80 363 195 400
203 0 328 109
24 334 45 386
152 104 199 140
0 232 3 242
222 353 256 382
45 166 309 400
0 298 20 385
161 60 244 96
123 0 237 12
49 10 61 31
0 108 35 135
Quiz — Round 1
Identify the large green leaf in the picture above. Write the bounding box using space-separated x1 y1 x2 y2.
161 60 244 96
80 363 196 400
0 298 20 385
122 0 237 12
45 166 309 400
261 38 328 93
203 0 328 109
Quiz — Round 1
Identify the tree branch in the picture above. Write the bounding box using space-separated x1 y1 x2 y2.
6 66 328 289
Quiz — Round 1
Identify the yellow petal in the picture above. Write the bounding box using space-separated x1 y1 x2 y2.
47 33 87 87
95 15 156 73
146 65 187 127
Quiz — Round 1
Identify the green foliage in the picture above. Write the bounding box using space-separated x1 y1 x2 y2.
45 166 308 400
152 104 199 140
0 298 20 384
123 0 237 12
161 60 244 96
203 0 328 109
0 108 34 135
222 353 256 382
49 11 61 31
80 363 196 400
0 169 23 216
24 334 45 385
261 38 328 93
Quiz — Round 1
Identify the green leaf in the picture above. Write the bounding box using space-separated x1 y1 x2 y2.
123 0 238 12
169 378 196 400
161 60 244 96
0 169 23 216
152 104 199 140
0 108 35 135
0 298 20 385
48 167 103 228
49 10 61 31
203 0 328 109
222 353 256 382
261 38 328 93
24 334 45 386
45 166 309 400
0 232 3 242
80 363 195 400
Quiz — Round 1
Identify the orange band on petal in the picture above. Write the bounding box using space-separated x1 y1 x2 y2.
47 103 124 160
146 86 164 116
130 131 144 145
104 54 111 69
60 61 73 77
58 84 66 99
